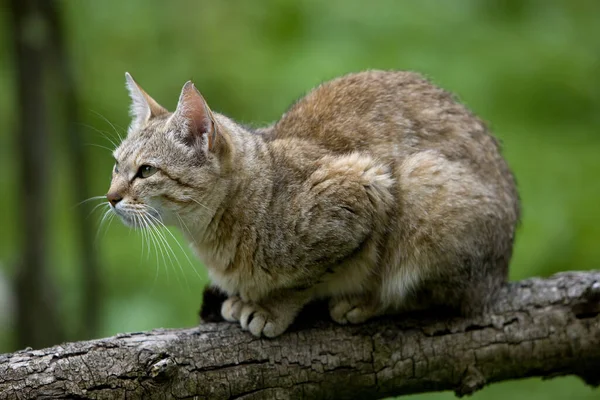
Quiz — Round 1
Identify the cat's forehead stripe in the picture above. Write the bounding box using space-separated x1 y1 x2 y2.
117 119 170 163
115 140 144 167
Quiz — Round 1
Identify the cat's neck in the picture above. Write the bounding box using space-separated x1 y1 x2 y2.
181 115 275 268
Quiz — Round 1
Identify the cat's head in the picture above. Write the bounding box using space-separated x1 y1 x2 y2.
107 73 233 231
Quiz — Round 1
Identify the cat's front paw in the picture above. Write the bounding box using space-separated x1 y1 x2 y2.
221 296 245 322
329 296 380 325
239 303 293 338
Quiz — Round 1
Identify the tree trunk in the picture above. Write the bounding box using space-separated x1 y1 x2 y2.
9 0 64 351
42 0 101 341
1 271 599 399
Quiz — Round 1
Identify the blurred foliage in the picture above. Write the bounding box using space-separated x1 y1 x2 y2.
0 0 599 398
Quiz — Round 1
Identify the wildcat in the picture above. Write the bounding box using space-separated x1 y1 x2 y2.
107 70 520 338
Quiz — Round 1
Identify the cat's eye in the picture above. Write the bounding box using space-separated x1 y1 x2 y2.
113 163 119 173
137 165 158 179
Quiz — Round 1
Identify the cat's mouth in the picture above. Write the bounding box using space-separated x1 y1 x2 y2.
111 206 137 227
111 206 160 229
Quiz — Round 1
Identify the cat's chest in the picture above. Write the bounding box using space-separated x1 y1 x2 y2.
191 240 259 297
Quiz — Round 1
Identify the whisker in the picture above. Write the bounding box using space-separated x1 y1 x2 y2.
187 197 215 213
140 212 173 284
87 201 109 220
95 208 115 248
90 110 125 142
132 213 145 260
143 211 189 288
145 211 202 281
142 213 166 280
139 213 162 286
84 143 115 153
137 213 151 261
78 123 120 149
74 195 107 208
151 216 182 286
175 212 194 239
140 214 154 263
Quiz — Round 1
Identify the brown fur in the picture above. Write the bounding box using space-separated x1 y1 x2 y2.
108 70 520 337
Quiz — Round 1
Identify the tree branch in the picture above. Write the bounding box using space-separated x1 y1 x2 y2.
1 271 599 399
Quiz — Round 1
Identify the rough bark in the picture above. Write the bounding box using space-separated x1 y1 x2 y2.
1 271 599 400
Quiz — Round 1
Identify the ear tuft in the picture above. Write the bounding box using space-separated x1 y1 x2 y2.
125 72 168 129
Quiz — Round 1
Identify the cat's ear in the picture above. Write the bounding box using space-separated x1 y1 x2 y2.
173 81 217 151
125 72 168 128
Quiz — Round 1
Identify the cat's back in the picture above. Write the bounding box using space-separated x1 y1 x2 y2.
273 70 487 153
269 69 513 189
272 70 425 153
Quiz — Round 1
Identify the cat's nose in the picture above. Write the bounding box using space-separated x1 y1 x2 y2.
106 192 123 207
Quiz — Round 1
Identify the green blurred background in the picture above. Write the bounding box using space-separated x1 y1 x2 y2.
0 0 598 398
